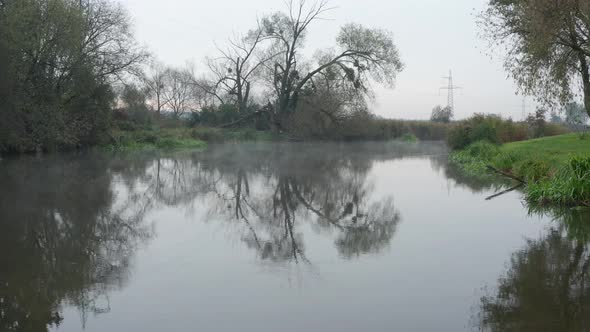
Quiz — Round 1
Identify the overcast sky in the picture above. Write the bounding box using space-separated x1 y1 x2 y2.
119 0 532 120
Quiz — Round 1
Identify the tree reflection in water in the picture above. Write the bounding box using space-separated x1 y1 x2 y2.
429 154 590 331
0 155 154 332
475 208 590 331
0 141 441 331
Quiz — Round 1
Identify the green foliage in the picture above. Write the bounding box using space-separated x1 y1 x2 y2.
451 134 590 207
512 158 551 182
121 84 153 127
480 0 590 117
400 133 418 142
0 0 145 153
322 118 450 141
527 156 590 206
105 128 206 151
450 141 500 176
447 113 555 150
430 105 453 123
490 150 523 171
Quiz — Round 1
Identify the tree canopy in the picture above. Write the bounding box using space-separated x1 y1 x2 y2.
480 0 590 117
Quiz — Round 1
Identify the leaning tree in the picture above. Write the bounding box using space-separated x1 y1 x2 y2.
257 0 404 130
480 0 590 117
203 0 404 131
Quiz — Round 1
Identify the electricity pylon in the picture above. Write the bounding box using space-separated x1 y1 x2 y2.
440 70 461 111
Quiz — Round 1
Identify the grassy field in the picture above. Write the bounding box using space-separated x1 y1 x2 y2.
450 133 590 207
500 133 590 167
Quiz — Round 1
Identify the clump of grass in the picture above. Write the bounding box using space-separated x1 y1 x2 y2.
450 141 500 175
527 156 590 206
155 137 206 150
491 150 523 171
400 133 418 142
104 128 206 151
512 158 552 182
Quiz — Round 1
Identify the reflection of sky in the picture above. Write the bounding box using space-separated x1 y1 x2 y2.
53 147 552 332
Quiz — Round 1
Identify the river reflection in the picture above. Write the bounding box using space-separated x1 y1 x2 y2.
0 142 588 332
475 208 590 332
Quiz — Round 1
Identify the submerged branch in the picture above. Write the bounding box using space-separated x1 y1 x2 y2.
485 184 525 201
486 166 527 184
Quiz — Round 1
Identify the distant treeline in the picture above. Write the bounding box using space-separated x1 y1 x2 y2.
1 0 585 154
0 0 406 153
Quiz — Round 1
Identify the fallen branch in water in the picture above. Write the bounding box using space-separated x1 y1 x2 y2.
485 184 525 201
486 166 527 184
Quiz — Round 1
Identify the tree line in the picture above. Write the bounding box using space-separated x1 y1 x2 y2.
0 0 404 152
2 0 590 153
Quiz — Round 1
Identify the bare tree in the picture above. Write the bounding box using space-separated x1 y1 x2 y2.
258 0 403 130
201 25 277 113
143 61 167 116
79 0 148 81
162 67 196 118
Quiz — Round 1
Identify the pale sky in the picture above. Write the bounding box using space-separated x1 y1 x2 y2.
119 0 533 120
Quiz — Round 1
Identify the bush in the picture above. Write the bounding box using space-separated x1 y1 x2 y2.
463 141 500 160
447 124 472 150
449 141 500 175
447 114 531 150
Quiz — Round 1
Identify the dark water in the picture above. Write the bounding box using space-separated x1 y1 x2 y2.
1 142 589 332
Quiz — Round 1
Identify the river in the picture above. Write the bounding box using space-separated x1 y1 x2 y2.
1 142 588 331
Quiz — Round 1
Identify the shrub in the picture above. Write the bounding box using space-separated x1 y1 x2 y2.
449 141 500 175
463 141 500 160
448 114 536 150
400 133 418 142
447 124 472 150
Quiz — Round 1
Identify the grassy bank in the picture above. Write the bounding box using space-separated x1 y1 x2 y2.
450 134 590 207
103 127 280 151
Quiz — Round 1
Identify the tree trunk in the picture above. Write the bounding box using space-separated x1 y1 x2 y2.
578 54 590 117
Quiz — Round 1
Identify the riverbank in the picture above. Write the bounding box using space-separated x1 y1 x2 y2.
103 127 282 151
450 134 590 207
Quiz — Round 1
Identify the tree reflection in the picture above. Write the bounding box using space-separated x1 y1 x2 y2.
0 155 153 332
476 208 590 331
0 142 443 330
190 143 408 262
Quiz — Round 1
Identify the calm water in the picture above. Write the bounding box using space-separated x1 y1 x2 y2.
1 142 589 332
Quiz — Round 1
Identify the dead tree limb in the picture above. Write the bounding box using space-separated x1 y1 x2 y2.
485 184 524 201
486 166 527 184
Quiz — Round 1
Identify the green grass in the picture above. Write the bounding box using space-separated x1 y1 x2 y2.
103 126 280 152
500 133 589 168
450 134 590 207
104 128 207 151
399 133 419 142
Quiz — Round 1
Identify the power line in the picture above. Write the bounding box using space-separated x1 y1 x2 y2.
440 70 461 111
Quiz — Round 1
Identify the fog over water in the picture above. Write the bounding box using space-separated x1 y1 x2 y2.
2 142 588 331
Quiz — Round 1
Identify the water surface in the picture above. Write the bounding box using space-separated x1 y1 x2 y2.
1 142 588 331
